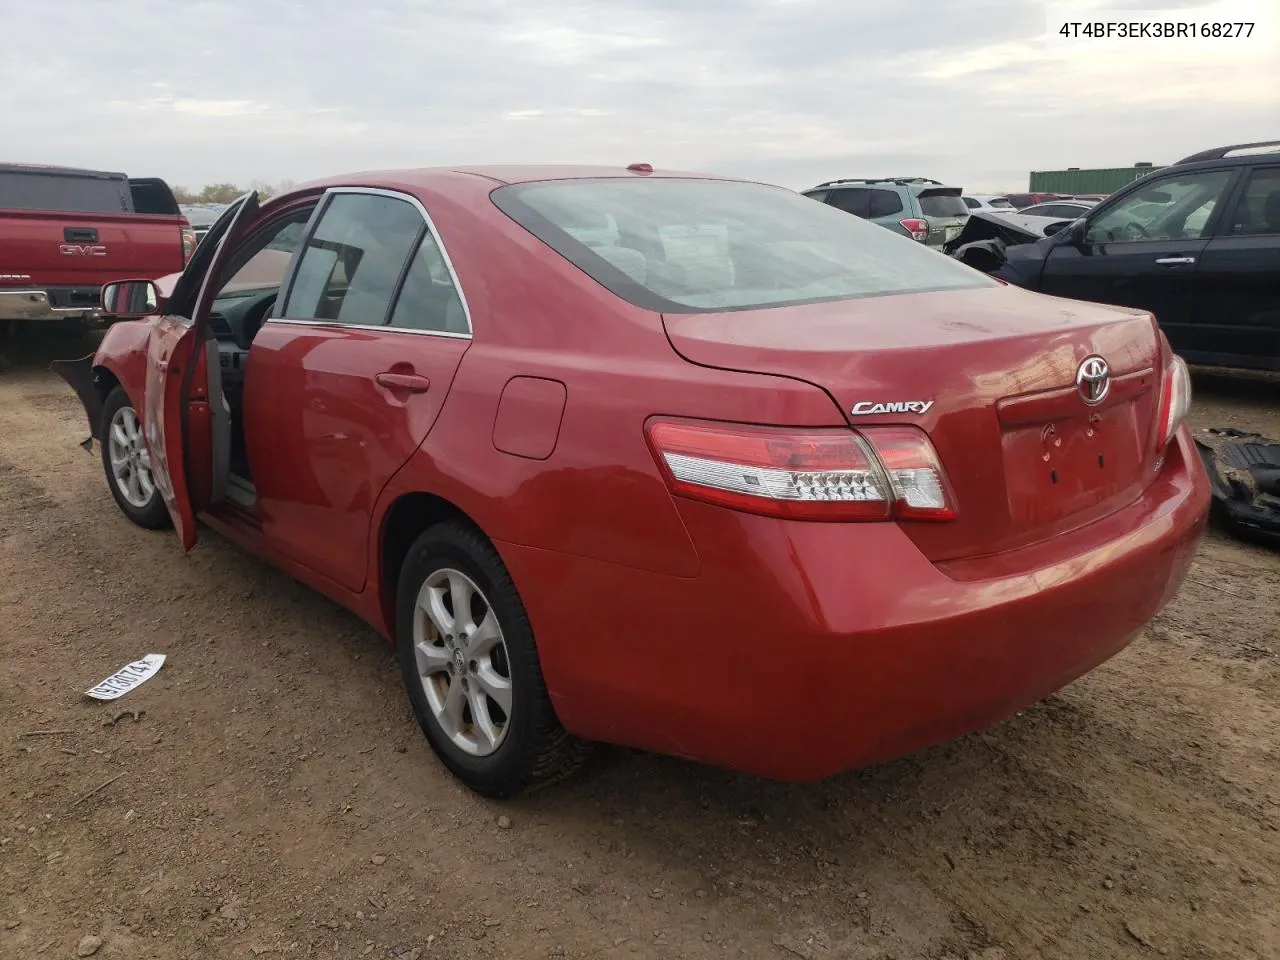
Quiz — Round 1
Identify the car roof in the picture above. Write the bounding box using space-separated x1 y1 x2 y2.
1172 139 1280 166
809 177 960 193
295 164 730 194
0 161 128 180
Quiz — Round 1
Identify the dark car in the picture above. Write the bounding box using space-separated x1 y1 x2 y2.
984 140 1280 372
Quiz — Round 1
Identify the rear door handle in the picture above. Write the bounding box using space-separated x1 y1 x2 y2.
375 372 431 393
1154 256 1196 265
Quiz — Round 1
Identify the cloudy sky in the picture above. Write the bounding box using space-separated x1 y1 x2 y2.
3 0 1277 193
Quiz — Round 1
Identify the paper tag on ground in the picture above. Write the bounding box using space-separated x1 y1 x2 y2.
85 654 166 701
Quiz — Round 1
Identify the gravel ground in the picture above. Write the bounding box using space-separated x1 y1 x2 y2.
1 331 1277 960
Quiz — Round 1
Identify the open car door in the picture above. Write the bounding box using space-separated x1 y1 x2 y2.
143 192 260 550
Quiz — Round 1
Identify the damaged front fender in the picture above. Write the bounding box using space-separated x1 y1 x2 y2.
50 354 104 446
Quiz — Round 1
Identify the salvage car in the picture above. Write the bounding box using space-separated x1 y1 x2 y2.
53 164 1210 798
948 140 1280 371
802 177 970 248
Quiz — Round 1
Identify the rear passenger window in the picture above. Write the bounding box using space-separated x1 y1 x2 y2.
1228 167 1280 235
827 189 870 217
388 232 469 334
283 193 423 326
868 190 904 218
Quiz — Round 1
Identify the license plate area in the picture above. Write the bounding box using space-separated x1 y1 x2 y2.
1001 405 1145 526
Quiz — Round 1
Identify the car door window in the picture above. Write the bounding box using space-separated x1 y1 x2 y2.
804 190 829 203
827 189 871 218
388 231 469 334
1226 167 1280 235
963 197 980 209
867 190 905 218
218 213 313 296
282 192 424 327
1085 170 1234 244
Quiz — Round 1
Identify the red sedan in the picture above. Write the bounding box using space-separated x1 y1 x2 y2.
54 165 1210 798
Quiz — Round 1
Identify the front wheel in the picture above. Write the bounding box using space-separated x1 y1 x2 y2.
99 386 170 530
396 521 593 798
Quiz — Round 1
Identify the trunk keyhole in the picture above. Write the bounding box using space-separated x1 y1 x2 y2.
1051 469 1059 485
1098 455 1105 468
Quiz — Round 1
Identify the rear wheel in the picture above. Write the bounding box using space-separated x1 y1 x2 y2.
396 521 593 797
100 386 170 530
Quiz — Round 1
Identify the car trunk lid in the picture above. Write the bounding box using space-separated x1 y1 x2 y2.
662 286 1164 562
915 187 969 248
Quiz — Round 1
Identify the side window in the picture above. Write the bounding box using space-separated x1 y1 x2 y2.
1084 170 1234 244
827 188 870 218
1226 167 1280 235
804 190 830 203
219 212 313 296
963 197 980 209
868 190 905 218
388 232 469 334
282 193 423 327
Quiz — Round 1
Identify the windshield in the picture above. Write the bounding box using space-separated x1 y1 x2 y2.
492 178 994 313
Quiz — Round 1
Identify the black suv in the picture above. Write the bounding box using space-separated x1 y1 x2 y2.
988 139 1280 372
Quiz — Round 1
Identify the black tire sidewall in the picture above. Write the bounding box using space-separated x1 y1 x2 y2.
99 386 170 530
396 524 544 797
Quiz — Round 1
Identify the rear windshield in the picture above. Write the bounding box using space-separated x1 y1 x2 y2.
0 170 131 214
989 198 1014 208
492 178 994 313
916 189 969 218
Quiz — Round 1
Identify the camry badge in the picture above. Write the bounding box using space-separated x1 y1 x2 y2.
1076 355 1110 406
850 400 935 416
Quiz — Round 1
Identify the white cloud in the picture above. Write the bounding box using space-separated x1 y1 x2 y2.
0 0 1275 194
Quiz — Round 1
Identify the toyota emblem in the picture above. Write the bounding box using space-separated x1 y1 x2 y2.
1076 355 1110 406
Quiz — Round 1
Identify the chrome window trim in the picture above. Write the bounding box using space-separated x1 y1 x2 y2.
267 317 472 340
269 185 474 338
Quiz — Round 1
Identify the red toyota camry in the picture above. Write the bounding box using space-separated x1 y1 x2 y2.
55 164 1210 798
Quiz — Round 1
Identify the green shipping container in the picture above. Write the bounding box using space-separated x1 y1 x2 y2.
1029 164 1164 196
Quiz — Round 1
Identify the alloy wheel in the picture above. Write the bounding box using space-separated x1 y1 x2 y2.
412 568 513 757
107 406 154 509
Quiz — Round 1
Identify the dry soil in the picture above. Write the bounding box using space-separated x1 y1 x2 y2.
1 332 1277 960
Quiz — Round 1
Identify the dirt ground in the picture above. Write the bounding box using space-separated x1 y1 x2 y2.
1 330 1277 960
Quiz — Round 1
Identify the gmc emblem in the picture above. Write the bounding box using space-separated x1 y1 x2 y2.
59 244 108 257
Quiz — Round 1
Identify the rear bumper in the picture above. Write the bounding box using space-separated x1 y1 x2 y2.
501 428 1211 781
0 288 101 323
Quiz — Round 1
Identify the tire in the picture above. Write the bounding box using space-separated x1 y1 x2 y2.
99 386 171 530
396 521 593 798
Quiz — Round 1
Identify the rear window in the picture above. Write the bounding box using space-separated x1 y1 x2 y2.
916 189 969 218
0 170 131 214
492 178 995 313
989 198 1014 208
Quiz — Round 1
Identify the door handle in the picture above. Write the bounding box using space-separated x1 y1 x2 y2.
375 372 431 393
1154 256 1196 265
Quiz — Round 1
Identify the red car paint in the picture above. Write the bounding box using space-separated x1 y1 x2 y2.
59 165 1210 783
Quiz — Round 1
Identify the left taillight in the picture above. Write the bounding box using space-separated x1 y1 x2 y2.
181 221 196 263
644 418 955 522
1157 354 1192 447
899 217 929 242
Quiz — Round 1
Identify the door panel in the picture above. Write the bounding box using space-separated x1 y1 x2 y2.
140 192 261 552
240 323 469 589
1188 165 1280 369
142 315 200 549
1038 167 1239 353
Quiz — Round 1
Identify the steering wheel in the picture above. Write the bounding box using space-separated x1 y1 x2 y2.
1123 220 1152 241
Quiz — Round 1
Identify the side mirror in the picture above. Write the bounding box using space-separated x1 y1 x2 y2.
101 279 161 318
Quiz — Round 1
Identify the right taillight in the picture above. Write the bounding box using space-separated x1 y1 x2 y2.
900 218 929 241
1157 354 1192 447
644 418 955 522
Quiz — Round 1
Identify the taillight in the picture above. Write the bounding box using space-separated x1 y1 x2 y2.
181 222 196 263
645 419 955 522
1157 354 1192 447
859 426 956 520
900 218 929 241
